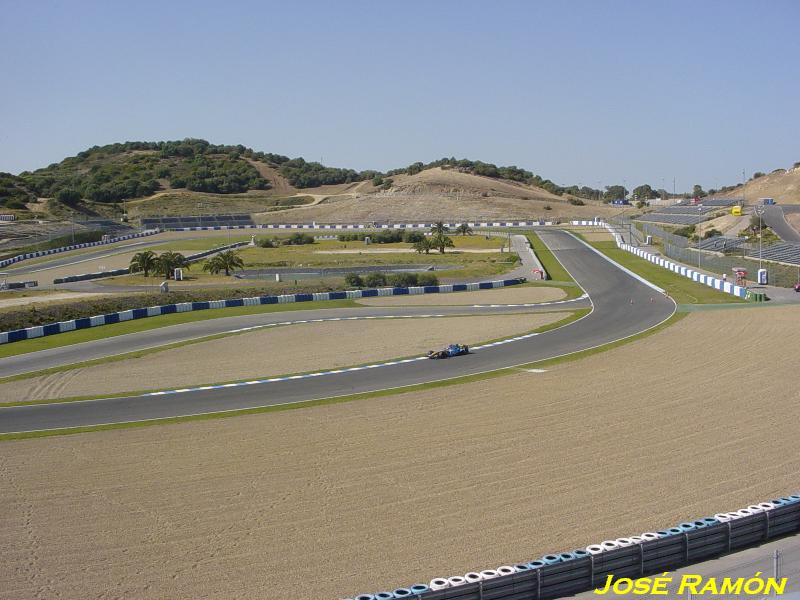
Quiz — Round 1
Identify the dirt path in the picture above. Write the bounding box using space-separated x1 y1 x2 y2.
2 306 798 599
0 312 565 401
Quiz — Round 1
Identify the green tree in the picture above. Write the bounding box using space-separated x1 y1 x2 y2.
154 251 189 279
603 185 627 202
632 184 658 200
430 221 449 235
455 223 473 236
56 188 81 205
202 250 244 276
129 250 158 278
413 238 433 254
692 184 707 198
431 232 454 254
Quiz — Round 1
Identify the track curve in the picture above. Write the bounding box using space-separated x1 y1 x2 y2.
0 230 675 433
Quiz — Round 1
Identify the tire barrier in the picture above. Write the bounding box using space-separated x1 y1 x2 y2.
0 229 159 270
601 223 748 299
0 277 525 345
1 280 38 290
343 494 800 600
52 241 248 285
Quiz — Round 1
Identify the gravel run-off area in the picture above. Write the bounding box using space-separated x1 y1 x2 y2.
1 305 798 599
1 312 567 401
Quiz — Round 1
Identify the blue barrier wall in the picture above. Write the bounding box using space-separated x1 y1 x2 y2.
0 278 525 345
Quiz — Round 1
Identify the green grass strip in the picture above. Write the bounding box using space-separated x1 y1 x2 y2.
576 236 745 305
525 231 574 282
0 310 683 441
0 299 359 359
1 309 588 406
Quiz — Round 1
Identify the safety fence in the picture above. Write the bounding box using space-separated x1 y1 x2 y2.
344 494 800 600
52 241 249 284
0 278 525 345
0 229 159 269
602 224 748 299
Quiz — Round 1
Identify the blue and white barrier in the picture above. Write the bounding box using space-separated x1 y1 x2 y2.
0 229 159 270
162 220 575 232
602 223 748 299
0 277 525 345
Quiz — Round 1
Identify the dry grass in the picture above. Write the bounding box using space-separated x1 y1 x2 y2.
2 305 799 599
0 312 565 401
718 165 800 204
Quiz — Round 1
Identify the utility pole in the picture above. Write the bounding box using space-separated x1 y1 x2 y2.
755 205 764 271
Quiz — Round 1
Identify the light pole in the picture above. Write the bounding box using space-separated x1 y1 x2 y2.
755 205 764 271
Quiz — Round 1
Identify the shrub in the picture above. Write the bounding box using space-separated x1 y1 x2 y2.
387 272 419 287
416 272 439 286
283 232 315 245
568 198 585 206
364 272 387 287
344 273 364 287
402 230 425 243
543 205 552 211
256 237 277 248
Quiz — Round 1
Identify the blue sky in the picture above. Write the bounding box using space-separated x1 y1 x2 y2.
1 0 798 192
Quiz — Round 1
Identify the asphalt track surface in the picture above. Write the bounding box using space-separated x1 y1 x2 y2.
0 230 676 433
762 205 800 243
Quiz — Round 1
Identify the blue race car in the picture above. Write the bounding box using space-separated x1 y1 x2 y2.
427 343 470 359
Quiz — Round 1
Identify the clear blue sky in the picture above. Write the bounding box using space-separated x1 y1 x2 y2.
1 0 798 192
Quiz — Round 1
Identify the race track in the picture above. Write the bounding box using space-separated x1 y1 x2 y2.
0 230 675 433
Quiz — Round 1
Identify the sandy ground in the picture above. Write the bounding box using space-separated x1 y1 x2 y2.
1 306 799 599
0 312 565 401
719 166 800 205
0 291 112 309
357 285 567 306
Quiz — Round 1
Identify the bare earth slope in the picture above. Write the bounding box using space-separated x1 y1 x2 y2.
255 168 616 223
720 165 800 204
1 305 799 599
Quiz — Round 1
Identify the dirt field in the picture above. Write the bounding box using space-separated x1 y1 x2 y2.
357 285 567 306
0 312 566 401
2 305 799 600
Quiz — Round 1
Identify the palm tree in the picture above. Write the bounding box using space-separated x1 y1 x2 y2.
430 221 449 235
129 250 158 278
154 251 190 280
413 238 433 254
455 223 473 236
431 233 454 254
203 250 245 276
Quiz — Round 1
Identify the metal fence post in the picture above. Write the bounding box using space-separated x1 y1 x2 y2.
774 549 781 585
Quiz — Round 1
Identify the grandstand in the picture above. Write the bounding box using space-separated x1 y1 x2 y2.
654 205 721 215
636 213 711 225
746 241 800 266
694 236 748 253
140 214 255 230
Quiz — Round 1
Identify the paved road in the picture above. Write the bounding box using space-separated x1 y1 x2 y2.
762 206 800 243
0 230 676 433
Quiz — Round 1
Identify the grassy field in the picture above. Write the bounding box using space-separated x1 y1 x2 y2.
584 239 745 304
0 299 357 359
526 232 574 282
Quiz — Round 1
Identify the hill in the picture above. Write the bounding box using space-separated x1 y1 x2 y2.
717 162 800 204
252 167 615 223
3 139 613 221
